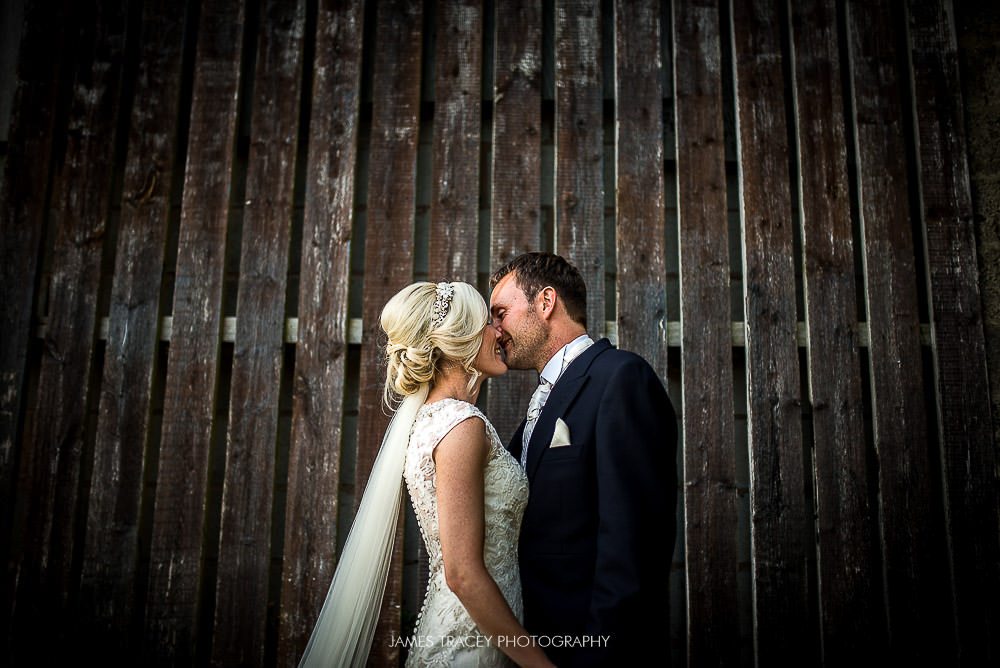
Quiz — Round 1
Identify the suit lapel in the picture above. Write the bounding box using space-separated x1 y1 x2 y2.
524 339 611 481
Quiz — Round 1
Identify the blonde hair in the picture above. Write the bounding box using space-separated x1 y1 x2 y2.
380 281 489 407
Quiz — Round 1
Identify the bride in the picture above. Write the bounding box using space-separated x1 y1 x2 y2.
298 282 554 667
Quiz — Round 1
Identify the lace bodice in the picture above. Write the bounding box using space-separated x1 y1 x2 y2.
402 399 528 667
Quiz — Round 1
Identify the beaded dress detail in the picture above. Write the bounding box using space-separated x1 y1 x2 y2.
403 399 528 667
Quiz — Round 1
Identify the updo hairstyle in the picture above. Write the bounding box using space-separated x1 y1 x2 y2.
380 281 489 407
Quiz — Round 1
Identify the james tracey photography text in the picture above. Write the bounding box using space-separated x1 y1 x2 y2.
389 633 612 649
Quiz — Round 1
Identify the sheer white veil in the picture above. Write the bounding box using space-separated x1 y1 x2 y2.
298 383 429 668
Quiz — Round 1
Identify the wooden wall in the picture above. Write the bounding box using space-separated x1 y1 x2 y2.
1 0 997 666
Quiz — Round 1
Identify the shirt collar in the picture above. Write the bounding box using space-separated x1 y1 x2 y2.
539 334 594 386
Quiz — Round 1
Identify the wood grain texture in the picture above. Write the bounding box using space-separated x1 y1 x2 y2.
487 0 542 443
211 1 305 665
429 0 482 281
906 0 1000 662
555 0 604 337
672 0 739 663
276 1 363 665
0 0 76 629
144 0 244 662
614 0 667 376
789 0 881 660
11 0 129 649
845 0 942 660
0 0 74 578
78 0 188 656
357 1 422 663
730 0 810 662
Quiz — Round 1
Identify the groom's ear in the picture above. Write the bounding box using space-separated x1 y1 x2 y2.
537 286 558 321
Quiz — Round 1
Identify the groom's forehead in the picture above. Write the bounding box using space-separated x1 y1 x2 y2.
489 273 524 309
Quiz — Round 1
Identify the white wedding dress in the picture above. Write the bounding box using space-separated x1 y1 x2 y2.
402 398 529 667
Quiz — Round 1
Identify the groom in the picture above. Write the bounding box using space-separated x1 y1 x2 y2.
489 252 677 666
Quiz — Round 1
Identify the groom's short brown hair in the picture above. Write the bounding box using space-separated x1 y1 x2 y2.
490 252 588 328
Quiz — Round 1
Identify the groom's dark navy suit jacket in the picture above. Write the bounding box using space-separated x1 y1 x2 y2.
508 338 677 667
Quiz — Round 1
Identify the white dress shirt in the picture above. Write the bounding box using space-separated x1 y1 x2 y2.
538 333 594 389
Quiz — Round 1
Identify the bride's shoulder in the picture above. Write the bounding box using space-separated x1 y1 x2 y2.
419 397 484 416
418 398 493 435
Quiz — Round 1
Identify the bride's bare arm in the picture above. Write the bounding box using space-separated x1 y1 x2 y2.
434 417 555 668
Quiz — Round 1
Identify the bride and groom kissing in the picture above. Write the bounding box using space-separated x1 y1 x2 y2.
299 252 678 667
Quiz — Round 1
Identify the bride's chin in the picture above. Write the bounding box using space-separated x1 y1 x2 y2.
477 364 507 379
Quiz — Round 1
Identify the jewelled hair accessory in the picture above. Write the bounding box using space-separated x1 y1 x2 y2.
430 282 455 326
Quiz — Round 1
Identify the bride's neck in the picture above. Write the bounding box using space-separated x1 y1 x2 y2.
427 365 480 405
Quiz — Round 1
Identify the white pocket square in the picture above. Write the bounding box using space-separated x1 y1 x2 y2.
549 418 572 447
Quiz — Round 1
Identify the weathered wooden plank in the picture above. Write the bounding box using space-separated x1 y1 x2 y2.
487 0 541 442
906 0 1000 662
614 0 667 375
357 1 422 664
428 0 481 281
730 0 810 663
143 0 244 662
10 0 130 645
956 2 1000 577
77 0 189 655
789 0 882 660
672 0 739 663
845 0 941 660
211 1 306 665
0 0 75 613
276 0 363 665
555 0 604 337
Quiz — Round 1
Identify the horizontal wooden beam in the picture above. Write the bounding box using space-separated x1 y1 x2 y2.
36 317 934 348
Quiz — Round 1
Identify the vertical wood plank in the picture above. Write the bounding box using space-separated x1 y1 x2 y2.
614 0 667 374
0 0 73 544
144 0 244 662
487 0 541 442
429 0 482 281
845 0 941 660
729 0 810 663
11 0 130 644
211 1 305 665
357 1 422 663
78 0 189 654
555 0 604 337
276 1 363 665
789 0 882 660
0 0 74 610
906 0 1000 662
672 0 740 663
954 7 1000 575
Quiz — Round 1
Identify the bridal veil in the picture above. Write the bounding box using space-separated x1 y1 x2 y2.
298 384 429 667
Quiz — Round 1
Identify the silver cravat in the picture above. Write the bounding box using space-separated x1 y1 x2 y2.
521 377 552 469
